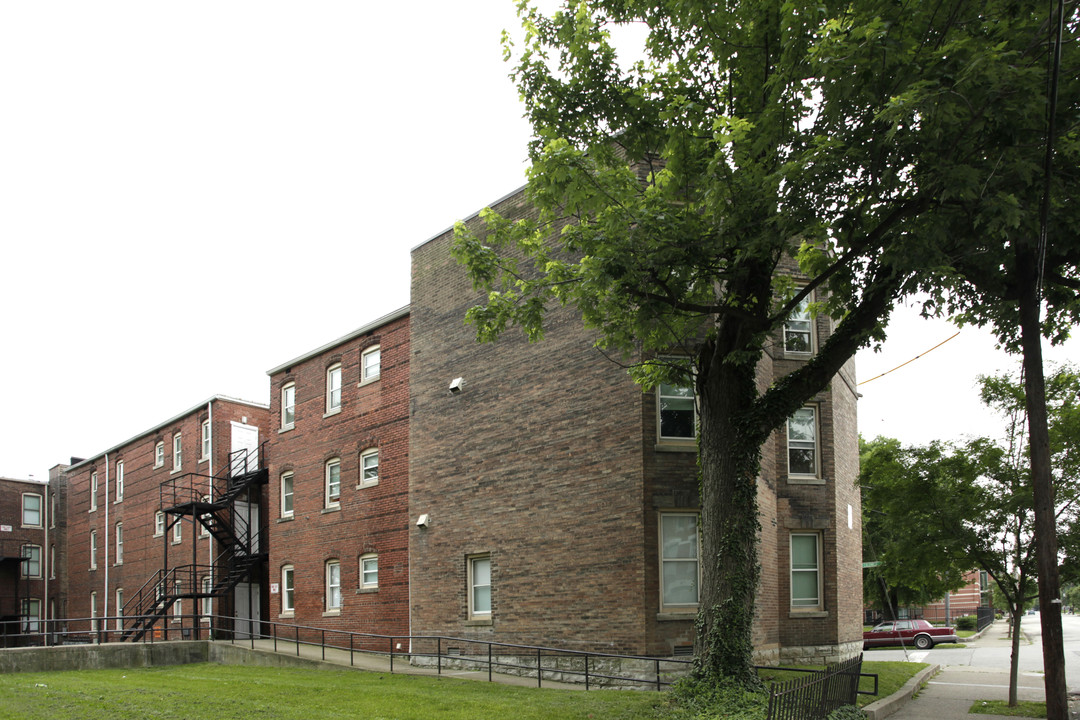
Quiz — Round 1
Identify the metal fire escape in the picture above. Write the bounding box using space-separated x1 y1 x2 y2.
120 444 267 642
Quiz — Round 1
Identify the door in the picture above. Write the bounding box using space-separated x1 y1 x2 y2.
233 582 261 640
230 422 260 476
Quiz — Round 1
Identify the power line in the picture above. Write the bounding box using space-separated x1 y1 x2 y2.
858 331 961 386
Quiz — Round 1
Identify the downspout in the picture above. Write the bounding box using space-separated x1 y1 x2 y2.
206 399 213 633
43 482 49 643
103 453 110 635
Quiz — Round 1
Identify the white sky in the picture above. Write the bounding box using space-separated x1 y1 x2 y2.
0 2 1074 481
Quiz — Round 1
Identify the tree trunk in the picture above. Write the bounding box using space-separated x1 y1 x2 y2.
694 339 765 685
1016 245 1068 720
1009 606 1023 707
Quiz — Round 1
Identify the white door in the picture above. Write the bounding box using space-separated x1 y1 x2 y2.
234 499 260 554
230 422 260 476
233 582 261 640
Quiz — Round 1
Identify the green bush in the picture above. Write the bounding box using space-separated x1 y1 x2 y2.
954 615 977 631
826 706 867 720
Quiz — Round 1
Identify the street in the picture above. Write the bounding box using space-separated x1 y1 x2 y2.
865 612 1080 690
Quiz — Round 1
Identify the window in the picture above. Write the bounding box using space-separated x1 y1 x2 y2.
90 592 98 632
22 493 42 527
281 565 295 614
173 432 182 471
50 545 55 579
281 383 295 429
201 420 211 460
155 441 165 468
325 458 341 508
173 519 182 543
658 381 695 441
115 460 124 501
22 545 41 578
360 554 378 590
22 599 40 633
173 581 183 620
155 511 165 537
359 449 379 487
790 533 822 609
115 523 123 565
326 560 341 611
787 407 819 477
361 346 381 383
660 513 699 609
115 589 124 631
90 472 98 511
468 555 491 618
326 363 342 412
202 577 213 617
50 493 56 528
784 293 813 353
90 531 97 570
199 496 211 538
280 472 294 518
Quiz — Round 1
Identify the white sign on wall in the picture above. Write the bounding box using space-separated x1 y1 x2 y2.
270 583 279 595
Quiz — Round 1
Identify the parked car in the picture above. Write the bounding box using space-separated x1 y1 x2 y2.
863 619 959 650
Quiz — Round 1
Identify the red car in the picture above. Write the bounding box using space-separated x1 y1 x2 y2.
863 619 959 649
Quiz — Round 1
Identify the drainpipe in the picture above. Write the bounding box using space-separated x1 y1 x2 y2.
43 481 49 643
206 399 213 634
103 453 110 636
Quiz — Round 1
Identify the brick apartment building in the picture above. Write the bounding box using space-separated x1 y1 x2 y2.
34 183 862 662
0 477 49 644
408 188 863 663
58 397 269 638
265 307 410 639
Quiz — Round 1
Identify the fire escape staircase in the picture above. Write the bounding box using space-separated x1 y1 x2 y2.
121 445 268 642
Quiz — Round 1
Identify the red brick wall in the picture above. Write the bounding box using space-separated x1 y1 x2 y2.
266 312 410 638
0 478 48 629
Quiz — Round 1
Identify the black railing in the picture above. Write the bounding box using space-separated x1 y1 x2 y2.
977 606 995 632
765 655 864 720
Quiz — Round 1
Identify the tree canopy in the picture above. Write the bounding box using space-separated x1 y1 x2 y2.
452 0 1079 684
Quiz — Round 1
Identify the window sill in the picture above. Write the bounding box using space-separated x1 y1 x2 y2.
321 506 340 515
654 442 696 453
323 408 342 419
355 482 379 490
199 457 209 464
356 587 378 594
787 476 826 486
789 610 829 619
278 426 294 434
114 562 123 567
153 533 163 538
465 618 492 626
89 566 97 571
153 463 164 470
357 376 380 388
113 499 123 504
656 612 697 622
171 468 183 475
277 516 294 523
322 609 341 617
89 508 97 513
171 541 183 546
279 612 295 619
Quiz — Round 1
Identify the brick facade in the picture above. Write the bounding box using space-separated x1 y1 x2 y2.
265 308 410 639
0 477 48 643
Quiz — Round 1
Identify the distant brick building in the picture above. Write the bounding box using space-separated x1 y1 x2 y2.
58 397 269 638
408 188 863 663
265 308 410 639
0 477 49 644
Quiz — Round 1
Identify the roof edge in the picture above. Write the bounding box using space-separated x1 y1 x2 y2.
266 305 410 377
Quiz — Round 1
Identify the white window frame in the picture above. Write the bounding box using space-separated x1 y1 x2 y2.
360 554 378 590
201 576 213 617
155 441 165 468
360 345 381 384
115 589 124 631
22 598 41 634
359 449 379 488
49 545 55 579
201 420 211 461
90 592 98 632
173 432 183 471
173 580 183 621
325 458 341 508
281 565 295 615
790 532 823 610
281 382 296 429
115 460 124 501
50 493 56 529
280 472 294 518
90 471 98 512
22 544 42 578
154 511 165 537
22 493 42 527
787 406 820 479
657 375 696 443
198 496 211 538
89 530 97 570
173 518 182 544
325 560 341 612
659 512 700 611
115 523 123 565
326 363 342 413
783 292 814 354
468 554 492 619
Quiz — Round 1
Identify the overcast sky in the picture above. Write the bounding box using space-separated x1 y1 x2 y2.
1 2 1075 481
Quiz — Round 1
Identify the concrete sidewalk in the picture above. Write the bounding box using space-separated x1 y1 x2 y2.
864 619 1078 720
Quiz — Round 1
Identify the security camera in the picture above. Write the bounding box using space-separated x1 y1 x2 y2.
449 377 465 394
416 514 430 528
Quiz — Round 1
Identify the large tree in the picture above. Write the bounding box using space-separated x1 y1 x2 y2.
453 0 1079 684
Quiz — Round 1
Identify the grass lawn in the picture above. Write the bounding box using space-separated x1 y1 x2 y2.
0 663 668 720
969 700 1047 717
757 660 927 708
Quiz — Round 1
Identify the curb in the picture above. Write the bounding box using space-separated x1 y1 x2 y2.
863 664 940 720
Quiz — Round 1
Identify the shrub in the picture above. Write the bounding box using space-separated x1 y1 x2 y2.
826 706 867 720
954 615 977 631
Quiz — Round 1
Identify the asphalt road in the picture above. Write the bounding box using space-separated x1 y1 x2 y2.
865 612 1080 690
